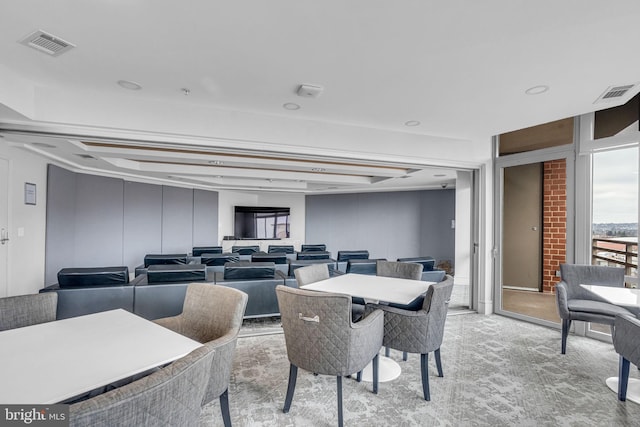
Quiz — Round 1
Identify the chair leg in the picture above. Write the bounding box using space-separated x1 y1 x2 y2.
337 376 343 427
403 351 408 361
561 319 571 354
356 371 362 382
219 388 232 427
619 356 630 401
385 346 390 357
373 354 379 394
283 364 298 413
421 353 430 401
435 348 443 377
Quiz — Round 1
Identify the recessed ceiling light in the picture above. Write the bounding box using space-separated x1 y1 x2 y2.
209 160 223 165
525 85 549 95
283 103 301 110
404 120 421 127
311 168 326 172
181 88 191 96
117 80 142 90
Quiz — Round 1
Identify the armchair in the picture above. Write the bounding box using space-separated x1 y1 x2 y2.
70 345 215 427
613 314 640 402
365 276 454 400
0 293 58 331
154 284 248 427
276 285 383 427
555 264 637 354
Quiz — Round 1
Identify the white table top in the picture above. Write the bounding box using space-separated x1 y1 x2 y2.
0 309 202 404
301 273 434 305
580 284 640 307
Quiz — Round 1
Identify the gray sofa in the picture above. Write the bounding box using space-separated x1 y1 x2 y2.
214 261 292 318
40 266 135 320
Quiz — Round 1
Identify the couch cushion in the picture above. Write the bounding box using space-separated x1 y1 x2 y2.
192 246 222 256
301 244 326 252
251 253 287 264
568 299 635 317
57 267 130 288
201 253 240 266
268 245 295 254
337 250 370 262
144 254 188 268
223 261 276 280
231 245 260 255
346 259 381 275
397 256 436 271
147 264 207 283
297 251 332 260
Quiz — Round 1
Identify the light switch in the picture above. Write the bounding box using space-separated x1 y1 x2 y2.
17 227 24 237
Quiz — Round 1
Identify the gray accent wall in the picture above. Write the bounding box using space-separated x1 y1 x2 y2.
45 165 218 285
305 190 455 266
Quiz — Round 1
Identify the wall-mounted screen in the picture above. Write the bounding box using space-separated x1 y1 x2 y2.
234 206 290 239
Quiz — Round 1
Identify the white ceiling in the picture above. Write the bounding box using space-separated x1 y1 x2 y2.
1 1 639 193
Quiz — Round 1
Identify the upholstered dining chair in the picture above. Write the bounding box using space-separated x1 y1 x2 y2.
293 262 330 286
0 293 58 331
70 345 214 427
275 285 383 427
365 276 454 401
613 314 640 401
377 260 424 360
376 260 423 281
154 283 248 427
555 264 638 354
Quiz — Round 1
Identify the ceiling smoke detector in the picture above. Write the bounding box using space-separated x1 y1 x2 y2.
296 84 324 98
19 30 75 57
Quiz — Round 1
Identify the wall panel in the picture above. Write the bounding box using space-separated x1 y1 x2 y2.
123 181 163 269
161 186 194 253
193 189 218 246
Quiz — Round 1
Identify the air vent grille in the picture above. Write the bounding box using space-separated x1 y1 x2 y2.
595 84 637 103
19 30 75 57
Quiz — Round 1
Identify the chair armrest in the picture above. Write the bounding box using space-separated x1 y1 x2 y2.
613 314 640 364
203 330 240 404
555 281 570 319
154 315 184 334
348 308 384 373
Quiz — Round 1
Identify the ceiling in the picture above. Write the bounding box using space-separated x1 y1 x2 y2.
1 1 640 193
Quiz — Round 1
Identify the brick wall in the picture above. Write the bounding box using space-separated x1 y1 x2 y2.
542 159 567 293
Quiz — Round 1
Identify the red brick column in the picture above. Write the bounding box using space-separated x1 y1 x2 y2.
543 159 567 293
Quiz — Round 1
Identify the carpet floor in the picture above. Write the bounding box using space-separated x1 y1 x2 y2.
199 313 640 426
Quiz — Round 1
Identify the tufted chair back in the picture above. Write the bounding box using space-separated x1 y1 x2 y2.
0 293 58 331
377 260 423 281
293 263 330 287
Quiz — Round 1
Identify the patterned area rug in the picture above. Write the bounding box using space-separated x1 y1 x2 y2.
199 314 640 426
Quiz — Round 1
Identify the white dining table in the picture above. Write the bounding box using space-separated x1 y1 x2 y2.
0 309 202 404
581 284 640 404
301 273 435 382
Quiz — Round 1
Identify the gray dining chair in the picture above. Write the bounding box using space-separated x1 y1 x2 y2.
154 283 248 427
0 293 58 331
376 260 423 280
70 345 214 427
613 314 640 401
555 264 638 354
377 260 424 360
293 262 330 286
275 285 383 427
365 276 454 401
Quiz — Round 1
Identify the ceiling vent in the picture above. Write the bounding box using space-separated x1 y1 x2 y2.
594 84 636 104
19 30 75 57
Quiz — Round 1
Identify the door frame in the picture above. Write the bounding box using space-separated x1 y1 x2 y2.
0 156 9 298
493 143 575 328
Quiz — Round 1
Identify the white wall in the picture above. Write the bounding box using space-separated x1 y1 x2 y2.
0 139 48 296
217 190 305 248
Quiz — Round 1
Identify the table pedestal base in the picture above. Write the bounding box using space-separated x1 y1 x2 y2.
360 355 401 383
606 377 640 404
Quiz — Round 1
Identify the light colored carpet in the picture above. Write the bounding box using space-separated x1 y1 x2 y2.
199 314 640 426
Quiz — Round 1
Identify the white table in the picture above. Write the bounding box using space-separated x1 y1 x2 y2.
302 273 434 306
0 309 202 404
301 273 434 382
581 284 640 404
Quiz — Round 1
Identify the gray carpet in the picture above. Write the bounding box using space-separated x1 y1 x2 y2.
199 314 640 426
